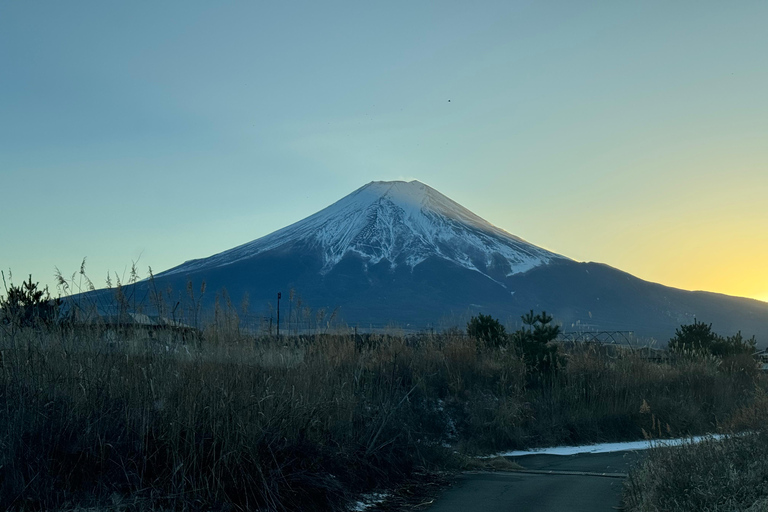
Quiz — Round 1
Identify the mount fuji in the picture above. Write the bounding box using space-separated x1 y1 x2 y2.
135 180 768 341
162 180 563 282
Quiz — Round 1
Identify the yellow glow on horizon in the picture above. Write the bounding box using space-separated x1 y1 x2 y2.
528 178 768 305
602 224 768 303
619 260 768 303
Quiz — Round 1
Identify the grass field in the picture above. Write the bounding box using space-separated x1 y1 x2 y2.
1 317 764 511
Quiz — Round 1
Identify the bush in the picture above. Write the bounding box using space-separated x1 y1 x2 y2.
466 313 506 348
712 331 757 358
668 320 756 357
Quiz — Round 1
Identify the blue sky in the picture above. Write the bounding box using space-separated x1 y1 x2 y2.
2 1 767 301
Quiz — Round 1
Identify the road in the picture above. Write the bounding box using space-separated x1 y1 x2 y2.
426 451 642 512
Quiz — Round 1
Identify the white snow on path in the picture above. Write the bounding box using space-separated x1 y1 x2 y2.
498 434 728 457
351 435 732 510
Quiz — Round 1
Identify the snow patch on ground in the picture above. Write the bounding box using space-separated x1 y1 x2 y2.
350 492 390 511
498 435 728 457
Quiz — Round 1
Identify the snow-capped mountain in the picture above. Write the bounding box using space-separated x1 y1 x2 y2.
162 180 565 280
129 180 768 342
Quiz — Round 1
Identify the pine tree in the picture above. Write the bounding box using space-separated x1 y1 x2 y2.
1 274 61 328
669 319 756 356
466 313 507 348
511 310 561 374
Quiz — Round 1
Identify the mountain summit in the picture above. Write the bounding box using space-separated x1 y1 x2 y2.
142 180 768 342
163 180 564 281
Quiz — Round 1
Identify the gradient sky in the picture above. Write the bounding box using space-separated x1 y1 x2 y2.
2 1 767 302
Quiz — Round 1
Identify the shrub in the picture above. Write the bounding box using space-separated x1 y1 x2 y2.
712 331 757 357
466 313 507 348
668 320 756 357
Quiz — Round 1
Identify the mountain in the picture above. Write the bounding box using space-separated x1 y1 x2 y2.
123 180 768 343
162 180 564 282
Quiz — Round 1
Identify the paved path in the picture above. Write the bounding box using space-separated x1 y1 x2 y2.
426 451 642 512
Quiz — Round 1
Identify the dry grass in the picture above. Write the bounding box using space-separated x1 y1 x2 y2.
624 387 768 511
460 456 523 472
624 432 768 511
0 322 764 511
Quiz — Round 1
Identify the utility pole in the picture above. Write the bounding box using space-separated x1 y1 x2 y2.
276 292 281 339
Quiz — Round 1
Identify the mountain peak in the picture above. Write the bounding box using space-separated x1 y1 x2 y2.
359 180 468 216
161 180 566 280
352 180 508 234
357 180 436 205
353 180 435 212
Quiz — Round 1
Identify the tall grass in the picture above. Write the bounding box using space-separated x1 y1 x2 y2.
0 329 437 510
0 320 756 510
624 388 768 511
624 431 768 511
1 320 763 511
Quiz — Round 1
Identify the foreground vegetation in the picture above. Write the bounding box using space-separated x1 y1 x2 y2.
625 431 768 511
1 271 765 510
0 323 763 511
624 388 768 511
622 321 768 511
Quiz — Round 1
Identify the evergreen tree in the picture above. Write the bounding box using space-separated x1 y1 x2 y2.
466 313 507 348
669 319 756 356
511 310 561 373
0 274 61 328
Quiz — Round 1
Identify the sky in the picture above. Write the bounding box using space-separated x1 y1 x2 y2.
1 1 767 302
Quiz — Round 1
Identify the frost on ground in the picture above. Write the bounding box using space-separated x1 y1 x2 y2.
497 434 727 457
350 492 390 511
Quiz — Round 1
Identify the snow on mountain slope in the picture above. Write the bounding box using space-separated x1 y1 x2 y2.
160 180 567 279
